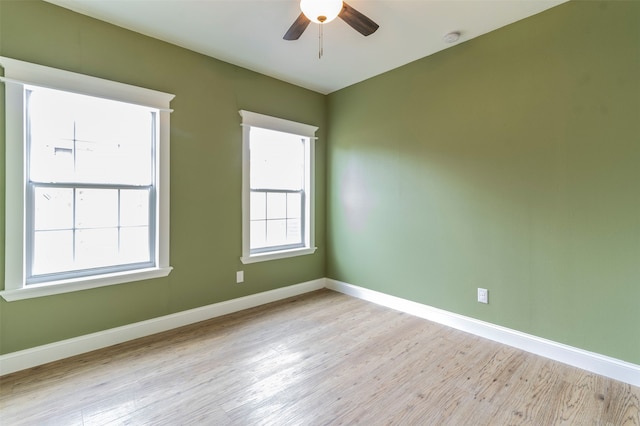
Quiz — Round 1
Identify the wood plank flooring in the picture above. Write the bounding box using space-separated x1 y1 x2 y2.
1 289 638 425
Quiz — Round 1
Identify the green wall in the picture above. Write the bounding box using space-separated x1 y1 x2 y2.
327 0 640 364
0 0 326 354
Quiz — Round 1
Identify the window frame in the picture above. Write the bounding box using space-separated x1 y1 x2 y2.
239 110 318 264
0 57 174 301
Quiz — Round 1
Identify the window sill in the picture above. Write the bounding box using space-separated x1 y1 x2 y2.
240 247 317 264
0 267 173 301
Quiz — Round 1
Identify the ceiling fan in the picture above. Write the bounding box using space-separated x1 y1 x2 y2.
284 0 379 41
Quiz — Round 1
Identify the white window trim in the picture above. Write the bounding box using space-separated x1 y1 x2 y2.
239 110 318 264
0 57 174 301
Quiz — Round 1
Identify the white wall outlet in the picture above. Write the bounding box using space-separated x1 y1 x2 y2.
477 288 488 304
236 271 244 284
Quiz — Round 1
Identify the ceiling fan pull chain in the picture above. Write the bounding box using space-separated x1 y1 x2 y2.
318 24 324 59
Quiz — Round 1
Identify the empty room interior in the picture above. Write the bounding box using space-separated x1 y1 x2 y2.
0 0 639 424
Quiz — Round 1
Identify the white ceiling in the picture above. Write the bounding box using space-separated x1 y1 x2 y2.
45 0 568 94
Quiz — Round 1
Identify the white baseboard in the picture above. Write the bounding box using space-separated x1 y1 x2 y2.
3 277 638 388
0 278 326 376
326 279 640 388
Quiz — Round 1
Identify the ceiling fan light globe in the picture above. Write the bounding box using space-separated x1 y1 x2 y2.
300 0 343 24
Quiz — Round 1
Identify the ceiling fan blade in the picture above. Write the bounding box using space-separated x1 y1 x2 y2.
284 13 311 40
339 2 379 36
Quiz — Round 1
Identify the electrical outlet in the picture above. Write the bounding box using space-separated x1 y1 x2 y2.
477 288 488 304
236 271 244 284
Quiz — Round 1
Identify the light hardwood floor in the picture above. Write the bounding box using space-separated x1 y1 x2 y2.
1 289 639 425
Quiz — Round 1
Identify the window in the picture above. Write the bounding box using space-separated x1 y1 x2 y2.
0 57 174 301
240 110 317 263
